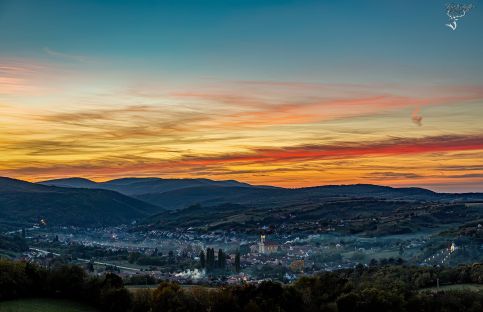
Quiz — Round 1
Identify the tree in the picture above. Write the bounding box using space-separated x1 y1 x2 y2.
131 289 153 312
337 292 360 312
218 249 226 269
86 261 94 272
206 248 211 271
235 252 241 273
200 250 206 269
152 282 193 312
128 252 141 264
168 251 175 265
49 265 87 298
244 300 262 312
206 248 215 272
100 288 132 312
103 272 124 289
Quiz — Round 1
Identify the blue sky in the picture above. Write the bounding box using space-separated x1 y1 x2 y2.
1 0 482 83
1 0 482 191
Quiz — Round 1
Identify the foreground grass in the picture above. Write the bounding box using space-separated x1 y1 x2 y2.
0 298 98 312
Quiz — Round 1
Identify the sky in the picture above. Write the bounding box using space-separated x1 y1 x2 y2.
0 0 482 192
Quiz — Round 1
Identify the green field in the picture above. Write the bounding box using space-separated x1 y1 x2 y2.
127 284 217 293
420 284 483 293
0 250 17 259
126 284 159 291
0 298 98 312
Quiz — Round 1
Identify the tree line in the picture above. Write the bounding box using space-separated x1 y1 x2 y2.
0 259 130 311
199 248 240 273
0 259 482 312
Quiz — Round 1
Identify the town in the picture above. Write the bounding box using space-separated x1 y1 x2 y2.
6 221 479 288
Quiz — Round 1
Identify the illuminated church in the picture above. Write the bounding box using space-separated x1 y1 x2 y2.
258 235 279 254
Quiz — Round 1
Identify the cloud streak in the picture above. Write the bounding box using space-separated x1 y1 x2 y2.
43 47 94 63
175 134 483 166
0 58 57 95
2 133 482 181
1 60 483 191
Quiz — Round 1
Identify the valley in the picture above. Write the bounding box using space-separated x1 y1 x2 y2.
1 176 482 286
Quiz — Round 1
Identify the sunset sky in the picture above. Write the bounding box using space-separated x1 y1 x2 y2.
1 0 482 192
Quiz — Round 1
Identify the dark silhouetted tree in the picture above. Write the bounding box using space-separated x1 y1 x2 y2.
168 251 175 265
235 252 241 273
200 250 206 268
218 249 226 269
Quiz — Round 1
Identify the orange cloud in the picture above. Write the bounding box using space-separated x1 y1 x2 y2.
2 133 482 182
2 61 483 191
176 134 483 166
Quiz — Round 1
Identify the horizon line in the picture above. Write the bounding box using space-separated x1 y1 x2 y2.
2 175 482 194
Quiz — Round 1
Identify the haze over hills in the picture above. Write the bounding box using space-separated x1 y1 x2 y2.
0 177 160 227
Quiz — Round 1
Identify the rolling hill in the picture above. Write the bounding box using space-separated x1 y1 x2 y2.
137 184 483 210
40 177 255 196
0 177 161 227
136 183 483 235
5 176 483 233
40 177 483 211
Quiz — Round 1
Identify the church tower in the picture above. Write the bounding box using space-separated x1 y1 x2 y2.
258 235 266 254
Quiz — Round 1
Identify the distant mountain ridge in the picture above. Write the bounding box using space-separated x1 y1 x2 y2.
40 177 255 196
136 183 463 210
0 177 160 227
2 176 483 231
38 177 483 210
38 177 98 188
137 184 483 234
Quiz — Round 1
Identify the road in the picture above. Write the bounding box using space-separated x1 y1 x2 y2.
28 247 141 272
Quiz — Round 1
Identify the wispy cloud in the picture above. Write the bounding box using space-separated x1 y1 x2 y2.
169 83 483 128
43 47 94 63
364 172 424 180
0 58 57 95
2 69 483 190
174 134 483 166
1 133 482 182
